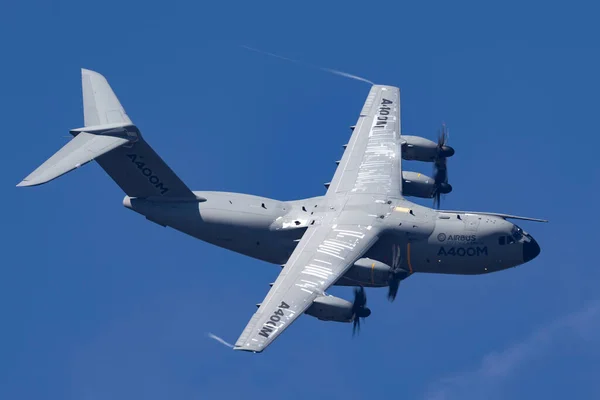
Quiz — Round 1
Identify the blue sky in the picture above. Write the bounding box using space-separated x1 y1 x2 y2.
2 1 600 399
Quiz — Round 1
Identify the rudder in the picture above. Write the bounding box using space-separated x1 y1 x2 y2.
81 69 196 199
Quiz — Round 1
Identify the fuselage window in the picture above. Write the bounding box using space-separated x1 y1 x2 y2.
499 236 506 245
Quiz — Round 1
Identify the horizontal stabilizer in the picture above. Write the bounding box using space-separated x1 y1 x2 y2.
17 129 130 187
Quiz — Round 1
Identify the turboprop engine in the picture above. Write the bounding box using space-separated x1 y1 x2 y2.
305 288 371 334
305 295 355 322
401 126 454 208
339 258 410 302
401 135 455 162
402 171 452 199
342 258 393 287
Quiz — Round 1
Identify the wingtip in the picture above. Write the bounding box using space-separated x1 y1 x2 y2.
16 175 49 187
233 346 260 353
16 180 32 187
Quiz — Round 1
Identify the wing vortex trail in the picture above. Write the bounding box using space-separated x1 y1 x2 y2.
240 45 374 85
207 332 234 348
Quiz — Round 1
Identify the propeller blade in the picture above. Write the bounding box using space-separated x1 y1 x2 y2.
433 191 441 209
388 277 400 301
351 287 370 336
388 268 410 302
353 287 367 308
432 123 452 209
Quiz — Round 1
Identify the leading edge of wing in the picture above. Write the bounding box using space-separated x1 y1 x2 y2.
326 84 402 197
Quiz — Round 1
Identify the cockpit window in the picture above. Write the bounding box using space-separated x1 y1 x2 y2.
499 229 524 245
511 225 524 241
499 228 526 246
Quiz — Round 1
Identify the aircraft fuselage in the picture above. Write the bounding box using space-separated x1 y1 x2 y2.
123 191 540 286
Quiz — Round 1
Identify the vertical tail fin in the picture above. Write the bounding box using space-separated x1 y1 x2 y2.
83 69 196 199
18 69 197 201
82 68 133 126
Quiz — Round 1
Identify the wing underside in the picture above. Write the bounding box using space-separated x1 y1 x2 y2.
328 85 402 198
234 223 378 352
234 84 401 353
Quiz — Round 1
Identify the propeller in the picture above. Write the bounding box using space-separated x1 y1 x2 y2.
433 124 454 209
388 277 400 302
387 268 410 302
351 287 371 335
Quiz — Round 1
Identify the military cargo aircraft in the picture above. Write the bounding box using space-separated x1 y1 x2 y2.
18 69 545 352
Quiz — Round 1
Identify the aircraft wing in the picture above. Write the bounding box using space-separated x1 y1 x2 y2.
234 85 399 352
327 85 402 198
234 222 379 353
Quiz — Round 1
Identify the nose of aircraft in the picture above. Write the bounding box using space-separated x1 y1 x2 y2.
523 237 541 262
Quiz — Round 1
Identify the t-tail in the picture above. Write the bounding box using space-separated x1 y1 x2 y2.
17 69 199 201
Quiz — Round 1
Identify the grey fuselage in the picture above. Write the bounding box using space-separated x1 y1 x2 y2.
124 191 540 286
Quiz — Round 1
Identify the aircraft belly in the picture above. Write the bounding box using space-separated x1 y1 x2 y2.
193 228 294 264
166 208 296 264
125 192 305 265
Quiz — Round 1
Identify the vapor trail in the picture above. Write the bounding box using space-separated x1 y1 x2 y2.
207 332 234 348
240 45 374 85
320 68 375 85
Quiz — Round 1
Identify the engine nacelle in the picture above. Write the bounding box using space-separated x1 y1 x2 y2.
305 295 353 322
401 135 438 161
339 258 392 287
401 135 455 162
402 171 452 199
403 171 435 198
